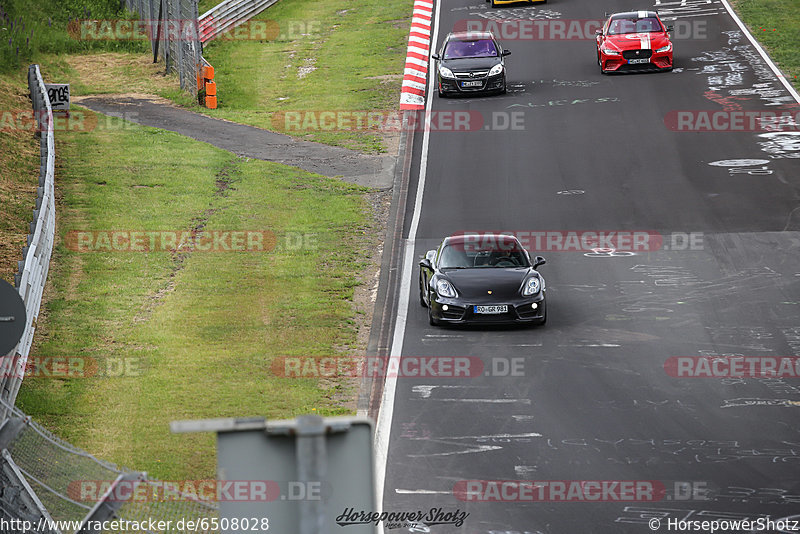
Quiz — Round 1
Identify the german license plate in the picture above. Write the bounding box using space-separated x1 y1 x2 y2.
474 305 507 314
461 80 482 87
628 58 650 64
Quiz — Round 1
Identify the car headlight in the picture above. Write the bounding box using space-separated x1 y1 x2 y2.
439 66 455 79
656 43 672 53
601 47 620 56
435 279 457 298
522 277 541 296
488 63 503 76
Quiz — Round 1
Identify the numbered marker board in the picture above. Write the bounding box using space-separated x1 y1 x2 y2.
45 84 70 112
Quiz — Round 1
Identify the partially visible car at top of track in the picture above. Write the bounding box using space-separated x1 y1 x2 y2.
595 10 674 74
432 31 510 97
419 234 547 327
486 0 546 8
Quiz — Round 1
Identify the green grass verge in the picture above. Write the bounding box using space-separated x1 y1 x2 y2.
0 0 148 73
0 73 39 284
195 0 413 152
731 0 800 91
16 105 372 480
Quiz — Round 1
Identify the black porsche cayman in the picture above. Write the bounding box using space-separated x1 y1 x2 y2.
419 233 547 326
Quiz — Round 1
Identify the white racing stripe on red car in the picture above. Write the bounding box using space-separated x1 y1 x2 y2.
400 0 434 109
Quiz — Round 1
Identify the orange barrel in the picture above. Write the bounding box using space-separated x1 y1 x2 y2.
205 95 218 109
203 65 215 80
205 81 217 96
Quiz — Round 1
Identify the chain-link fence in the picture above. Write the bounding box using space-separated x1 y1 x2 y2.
124 0 202 92
1 400 219 534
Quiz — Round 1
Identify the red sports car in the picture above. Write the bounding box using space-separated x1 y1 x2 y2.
595 11 673 74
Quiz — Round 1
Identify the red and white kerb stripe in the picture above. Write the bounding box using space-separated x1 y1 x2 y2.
399 0 434 110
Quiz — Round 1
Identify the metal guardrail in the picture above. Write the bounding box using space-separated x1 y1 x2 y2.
198 0 280 44
0 65 56 422
0 64 219 534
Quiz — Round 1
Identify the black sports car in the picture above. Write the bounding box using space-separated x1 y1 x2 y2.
432 31 510 97
419 234 547 326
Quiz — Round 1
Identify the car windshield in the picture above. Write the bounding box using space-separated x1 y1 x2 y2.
443 39 498 59
607 16 662 34
438 241 530 269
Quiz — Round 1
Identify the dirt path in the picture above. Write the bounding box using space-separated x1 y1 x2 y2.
73 95 395 189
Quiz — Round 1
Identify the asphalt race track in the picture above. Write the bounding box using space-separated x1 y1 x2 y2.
379 0 800 532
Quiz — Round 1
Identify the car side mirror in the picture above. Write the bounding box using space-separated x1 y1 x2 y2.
502 49 511 56
595 29 603 35
666 25 674 32
420 258 433 271
533 256 546 268
431 53 440 60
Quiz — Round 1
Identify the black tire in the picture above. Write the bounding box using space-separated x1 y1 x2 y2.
428 306 439 326
419 276 427 307
490 0 496 7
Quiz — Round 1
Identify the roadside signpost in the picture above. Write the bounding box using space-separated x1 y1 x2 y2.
0 280 26 357
172 415 376 534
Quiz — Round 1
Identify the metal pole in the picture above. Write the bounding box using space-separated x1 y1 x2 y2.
295 416 328 534
153 0 163 63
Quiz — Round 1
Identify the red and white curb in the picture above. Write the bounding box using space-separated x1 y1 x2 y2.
399 0 434 110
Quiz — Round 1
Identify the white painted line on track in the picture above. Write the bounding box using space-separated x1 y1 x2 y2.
409 445 504 457
412 385 484 398
374 0 442 527
411 398 533 403
407 432 542 440
395 489 451 495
